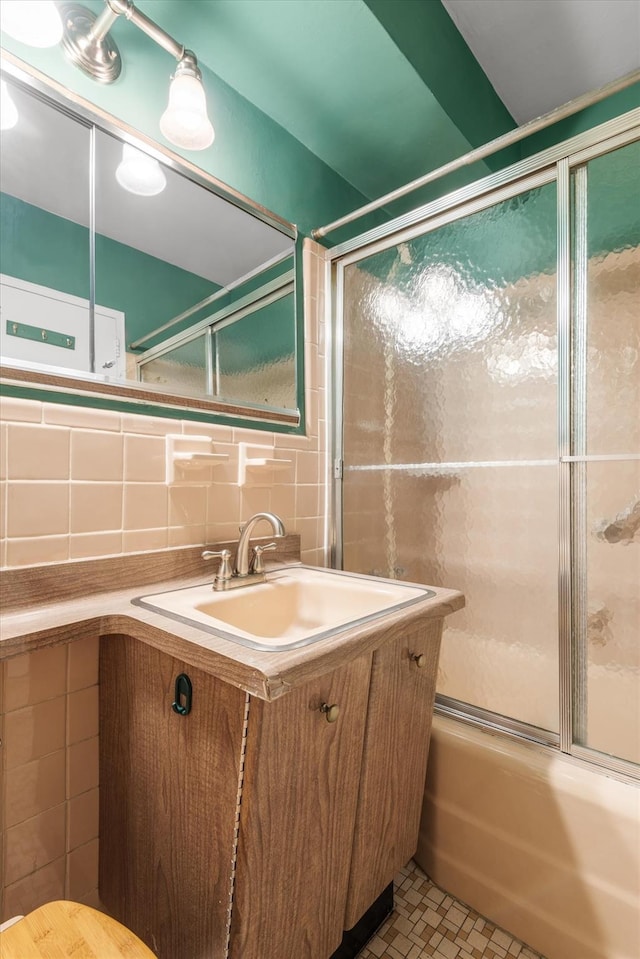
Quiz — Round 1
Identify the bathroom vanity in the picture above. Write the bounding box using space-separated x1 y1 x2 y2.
0 538 463 959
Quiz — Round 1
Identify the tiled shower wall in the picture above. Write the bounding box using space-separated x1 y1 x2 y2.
0 239 328 920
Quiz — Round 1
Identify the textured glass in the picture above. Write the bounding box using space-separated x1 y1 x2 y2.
574 140 640 766
344 463 559 730
584 141 640 455
580 461 640 764
344 183 558 468
140 334 208 397
342 182 559 731
217 293 296 409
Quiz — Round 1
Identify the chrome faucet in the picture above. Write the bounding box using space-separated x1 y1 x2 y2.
235 511 285 575
202 511 285 591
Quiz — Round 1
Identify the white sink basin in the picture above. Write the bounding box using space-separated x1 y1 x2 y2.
133 565 433 651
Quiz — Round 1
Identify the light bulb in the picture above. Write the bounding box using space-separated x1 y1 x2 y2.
160 57 214 151
0 0 63 48
1 79 19 130
116 144 167 197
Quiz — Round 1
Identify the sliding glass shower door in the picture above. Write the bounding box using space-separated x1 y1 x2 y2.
336 132 639 771
340 174 560 735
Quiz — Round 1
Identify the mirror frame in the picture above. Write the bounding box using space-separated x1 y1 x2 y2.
0 51 304 434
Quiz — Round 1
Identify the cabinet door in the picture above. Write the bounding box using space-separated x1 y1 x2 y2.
344 619 443 928
229 654 372 959
99 635 246 959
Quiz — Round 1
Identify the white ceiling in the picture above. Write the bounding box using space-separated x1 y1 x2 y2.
442 0 640 124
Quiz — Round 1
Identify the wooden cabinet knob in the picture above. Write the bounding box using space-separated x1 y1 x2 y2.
320 702 340 723
410 653 426 669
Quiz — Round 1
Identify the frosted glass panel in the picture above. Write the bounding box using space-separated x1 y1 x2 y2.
343 464 559 730
581 461 640 764
344 183 557 467
140 334 208 397
342 182 559 731
217 293 296 409
584 141 640 455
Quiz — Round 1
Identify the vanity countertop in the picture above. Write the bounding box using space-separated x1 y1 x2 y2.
0 537 464 701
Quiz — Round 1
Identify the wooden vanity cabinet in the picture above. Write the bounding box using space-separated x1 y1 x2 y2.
344 619 443 928
99 616 443 958
228 653 372 959
99 635 245 959
99 634 372 959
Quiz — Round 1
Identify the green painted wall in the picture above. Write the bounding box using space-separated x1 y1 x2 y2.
1 193 91 299
364 0 518 164
336 85 640 239
95 238 219 347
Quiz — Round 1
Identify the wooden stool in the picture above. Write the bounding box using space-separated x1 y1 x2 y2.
0 900 156 958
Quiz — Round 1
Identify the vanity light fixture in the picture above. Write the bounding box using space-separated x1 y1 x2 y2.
56 0 214 150
0 0 63 48
160 53 215 151
0 78 19 130
116 143 167 196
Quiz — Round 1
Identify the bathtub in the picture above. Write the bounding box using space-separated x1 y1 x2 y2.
417 715 640 959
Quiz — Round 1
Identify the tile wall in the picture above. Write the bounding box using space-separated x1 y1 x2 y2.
0 239 328 920
1 638 100 920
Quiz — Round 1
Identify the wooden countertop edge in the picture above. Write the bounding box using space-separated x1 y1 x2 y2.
0 567 464 701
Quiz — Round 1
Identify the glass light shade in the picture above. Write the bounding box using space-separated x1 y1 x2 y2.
1 79 19 130
0 0 63 47
116 143 167 197
160 73 215 151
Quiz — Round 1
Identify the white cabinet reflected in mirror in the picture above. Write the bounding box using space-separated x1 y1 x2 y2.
0 60 299 428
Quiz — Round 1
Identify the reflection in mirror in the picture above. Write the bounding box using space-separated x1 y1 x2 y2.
0 65 299 425
0 81 92 370
137 254 296 409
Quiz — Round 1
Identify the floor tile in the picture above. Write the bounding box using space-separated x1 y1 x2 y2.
358 862 546 959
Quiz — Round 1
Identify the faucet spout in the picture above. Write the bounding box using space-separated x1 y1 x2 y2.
235 511 285 577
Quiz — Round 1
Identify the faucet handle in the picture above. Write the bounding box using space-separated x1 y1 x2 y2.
250 542 277 574
202 549 233 586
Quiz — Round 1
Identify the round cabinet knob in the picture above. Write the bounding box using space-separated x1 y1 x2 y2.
410 652 426 669
320 702 340 723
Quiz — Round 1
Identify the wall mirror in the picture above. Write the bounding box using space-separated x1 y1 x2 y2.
0 57 301 430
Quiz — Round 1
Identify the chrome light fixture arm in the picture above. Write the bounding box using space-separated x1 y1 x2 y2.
59 1 214 148
60 0 192 84
105 0 185 62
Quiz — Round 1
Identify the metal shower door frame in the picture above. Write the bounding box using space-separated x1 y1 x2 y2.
326 111 640 781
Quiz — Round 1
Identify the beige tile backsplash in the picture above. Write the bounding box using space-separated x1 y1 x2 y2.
0 239 328 920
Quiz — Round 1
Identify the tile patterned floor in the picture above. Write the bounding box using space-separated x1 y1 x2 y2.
358 861 546 959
